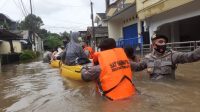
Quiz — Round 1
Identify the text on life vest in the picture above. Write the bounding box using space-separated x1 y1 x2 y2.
109 60 130 72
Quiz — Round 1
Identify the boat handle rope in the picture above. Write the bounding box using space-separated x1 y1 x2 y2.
75 70 81 73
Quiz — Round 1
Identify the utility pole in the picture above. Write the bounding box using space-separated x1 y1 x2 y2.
90 1 95 49
29 0 35 51
30 0 33 15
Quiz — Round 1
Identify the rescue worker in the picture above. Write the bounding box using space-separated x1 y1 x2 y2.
53 46 64 60
43 46 52 63
81 38 136 101
51 47 58 60
64 32 87 65
131 33 200 80
82 42 94 59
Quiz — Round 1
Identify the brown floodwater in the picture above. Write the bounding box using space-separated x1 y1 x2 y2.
0 61 200 112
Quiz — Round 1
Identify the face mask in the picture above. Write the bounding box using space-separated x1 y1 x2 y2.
154 44 166 54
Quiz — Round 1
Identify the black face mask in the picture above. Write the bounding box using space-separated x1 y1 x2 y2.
154 44 166 54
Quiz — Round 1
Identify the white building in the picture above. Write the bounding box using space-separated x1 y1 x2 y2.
106 0 139 40
137 0 200 44
20 30 43 52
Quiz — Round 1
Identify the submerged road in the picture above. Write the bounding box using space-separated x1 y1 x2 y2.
0 61 200 112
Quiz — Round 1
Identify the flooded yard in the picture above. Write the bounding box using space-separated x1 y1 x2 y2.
0 61 200 112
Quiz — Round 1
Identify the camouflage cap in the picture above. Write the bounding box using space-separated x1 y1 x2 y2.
151 33 168 43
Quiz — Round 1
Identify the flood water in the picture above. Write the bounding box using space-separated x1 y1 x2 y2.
0 61 200 112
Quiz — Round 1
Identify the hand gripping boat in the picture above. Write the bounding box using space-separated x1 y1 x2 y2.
59 58 92 80
50 60 60 68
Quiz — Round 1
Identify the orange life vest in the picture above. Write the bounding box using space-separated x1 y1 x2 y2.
93 52 100 65
84 46 94 59
96 48 136 100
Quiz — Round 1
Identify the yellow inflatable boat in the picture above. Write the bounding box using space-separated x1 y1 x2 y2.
60 64 82 80
50 60 60 68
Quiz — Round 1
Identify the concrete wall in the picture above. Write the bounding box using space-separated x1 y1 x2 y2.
12 41 22 53
145 0 200 43
123 18 138 27
137 0 193 20
35 35 43 52
0 41 22 54
0 41 11 54
108 4 138 40
125 0 135 4
108 18 139 40
21 30 29 39
108 20 123 40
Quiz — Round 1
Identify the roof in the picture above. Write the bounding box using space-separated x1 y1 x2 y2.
96 13 107 20
87 26 108 37
105 1 136 21
0 29 22 40
95 13 107 23
0 13 15 24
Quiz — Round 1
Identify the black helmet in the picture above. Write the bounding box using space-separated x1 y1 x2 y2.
151 33 168 43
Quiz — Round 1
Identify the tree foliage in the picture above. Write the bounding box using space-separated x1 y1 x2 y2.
20 14 43 32
37 28 48 39
43 33 63 49
19 14 71 50
19 50 37 61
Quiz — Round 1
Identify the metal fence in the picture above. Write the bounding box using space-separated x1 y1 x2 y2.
117 38 200 56
142 40 200 55
117 37 143 55
117 37 143 47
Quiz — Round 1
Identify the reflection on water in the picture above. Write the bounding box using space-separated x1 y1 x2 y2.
0 61 200 112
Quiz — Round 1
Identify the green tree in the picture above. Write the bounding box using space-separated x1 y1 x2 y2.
38 28 48 39
43 33 63 49
20 14 43 32
60 31 70 41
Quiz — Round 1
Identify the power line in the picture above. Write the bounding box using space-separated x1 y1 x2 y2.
40 0 89 8
20 0 29 16
43 25 82 29
58 19 90 26
13 0 26 17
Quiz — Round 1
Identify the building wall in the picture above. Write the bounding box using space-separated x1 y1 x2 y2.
125 0 135 4
145 0 200 43
123 18 138 28
97 21 108 27
137 0 193 20
107 2 138 40
0 41 11 54
101 21 108 27
108 20 123 40
35 35 43 52
21 30 29 39
108 18 139 40
12 41 22 53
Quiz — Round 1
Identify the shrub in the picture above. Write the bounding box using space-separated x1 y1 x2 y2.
35 51 41 57
20 50 36 61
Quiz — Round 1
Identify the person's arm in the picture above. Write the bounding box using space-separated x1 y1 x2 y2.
172 47 200 64
81 65 101 82
129 59 147 72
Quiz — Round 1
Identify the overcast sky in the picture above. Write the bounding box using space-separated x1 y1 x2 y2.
0 0 105 33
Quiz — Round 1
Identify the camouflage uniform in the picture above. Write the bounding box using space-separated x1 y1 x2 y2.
81 48 200 81
131 48 200 80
